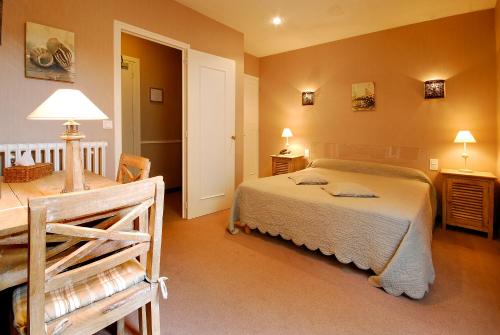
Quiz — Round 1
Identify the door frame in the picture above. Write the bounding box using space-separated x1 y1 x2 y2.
113 20 190 218
243 74 259 181
121 55 141 156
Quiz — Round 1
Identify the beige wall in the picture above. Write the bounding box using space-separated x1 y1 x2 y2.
259 10 497 188
121 33 182 189
0 0 244 182
496 3 500 178
244 53 259 77
494 3 500 229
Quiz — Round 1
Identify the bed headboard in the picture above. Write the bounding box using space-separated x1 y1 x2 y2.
310 142 428 173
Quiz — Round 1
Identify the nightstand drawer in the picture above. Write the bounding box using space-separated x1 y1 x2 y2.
445 177 489 230
270 155 305 176
441 169 496 239
273 158 290 175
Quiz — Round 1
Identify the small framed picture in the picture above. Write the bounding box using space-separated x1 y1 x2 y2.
302 91 314 105
150 87 164 103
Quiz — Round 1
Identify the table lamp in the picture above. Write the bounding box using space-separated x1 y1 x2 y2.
281 128 293 154
454 130 476 173
27 89 109 192
282 128 293 146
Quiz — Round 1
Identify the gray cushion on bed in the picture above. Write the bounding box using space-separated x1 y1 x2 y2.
288 172 329 185
322 182 378 198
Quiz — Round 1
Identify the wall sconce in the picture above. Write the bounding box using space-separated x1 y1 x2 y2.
424 80 445 99
302 91 314 105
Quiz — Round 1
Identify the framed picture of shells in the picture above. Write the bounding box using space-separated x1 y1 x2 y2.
352 82 375 111
25 22 75 82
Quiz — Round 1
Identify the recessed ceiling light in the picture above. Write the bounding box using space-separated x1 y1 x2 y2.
272 16 283 26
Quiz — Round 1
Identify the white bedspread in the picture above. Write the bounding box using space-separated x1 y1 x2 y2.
228 159 436 299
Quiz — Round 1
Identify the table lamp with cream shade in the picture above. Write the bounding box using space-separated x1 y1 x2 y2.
27 89 109 192
454 130 476 173
281 128 293 154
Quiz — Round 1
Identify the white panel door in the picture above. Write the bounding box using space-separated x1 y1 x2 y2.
187 49 235 219
121 56 141 156
243 75 259 181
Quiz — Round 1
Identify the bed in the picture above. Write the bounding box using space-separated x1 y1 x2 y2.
228 159 436 299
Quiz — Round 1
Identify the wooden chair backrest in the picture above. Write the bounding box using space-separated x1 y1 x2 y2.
27 176 164 333
116 154 151 184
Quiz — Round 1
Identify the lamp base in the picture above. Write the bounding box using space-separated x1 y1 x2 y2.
61 183 89 194
61 131 86 193
458 168 474 173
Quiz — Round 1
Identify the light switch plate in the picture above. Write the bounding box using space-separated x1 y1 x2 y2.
103 120 113 129
429 158 439 171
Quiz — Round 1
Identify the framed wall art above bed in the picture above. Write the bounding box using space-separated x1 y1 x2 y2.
352 82 375 111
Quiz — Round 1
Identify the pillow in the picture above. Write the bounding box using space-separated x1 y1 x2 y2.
322 182 378 198
288 172 329 185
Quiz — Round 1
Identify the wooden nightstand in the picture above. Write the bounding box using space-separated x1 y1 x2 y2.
271 154 305 175
441 169 496 239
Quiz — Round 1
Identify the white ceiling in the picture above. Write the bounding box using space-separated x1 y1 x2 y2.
175 0 497 57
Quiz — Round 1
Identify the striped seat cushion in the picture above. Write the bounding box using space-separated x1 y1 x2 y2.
0 246 28 291
13 259 145 335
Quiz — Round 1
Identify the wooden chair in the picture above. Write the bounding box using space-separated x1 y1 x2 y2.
0 220 78 291
117 154 151 184
12 176 165 335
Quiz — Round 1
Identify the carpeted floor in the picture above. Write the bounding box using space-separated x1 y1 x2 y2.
124 192 500 335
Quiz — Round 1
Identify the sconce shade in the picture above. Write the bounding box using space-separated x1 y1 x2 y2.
27 89 108 120
424 80 445 99
454 130 476 143
282 128 293 138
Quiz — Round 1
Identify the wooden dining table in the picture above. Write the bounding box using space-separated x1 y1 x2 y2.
0 171 118 239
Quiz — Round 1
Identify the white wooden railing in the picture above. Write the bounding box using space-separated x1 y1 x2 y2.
0 142 108 176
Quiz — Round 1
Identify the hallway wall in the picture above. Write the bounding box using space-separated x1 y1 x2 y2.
122 33 182 189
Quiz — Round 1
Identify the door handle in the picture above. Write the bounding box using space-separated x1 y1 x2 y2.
230 136 236 140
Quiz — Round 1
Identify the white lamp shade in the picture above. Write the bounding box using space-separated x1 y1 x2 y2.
27 89 108 120
454 130 476 144
281 128 293 138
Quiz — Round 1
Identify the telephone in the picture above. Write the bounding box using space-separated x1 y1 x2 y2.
279 149 291 155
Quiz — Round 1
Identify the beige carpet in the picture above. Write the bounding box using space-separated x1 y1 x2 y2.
124 192 500 335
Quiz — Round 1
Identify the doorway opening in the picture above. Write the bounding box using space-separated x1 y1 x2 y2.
120 32 183 216
115 21 236 220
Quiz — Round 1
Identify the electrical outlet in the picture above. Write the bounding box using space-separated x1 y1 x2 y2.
429 158 439 171
103 120 113 129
